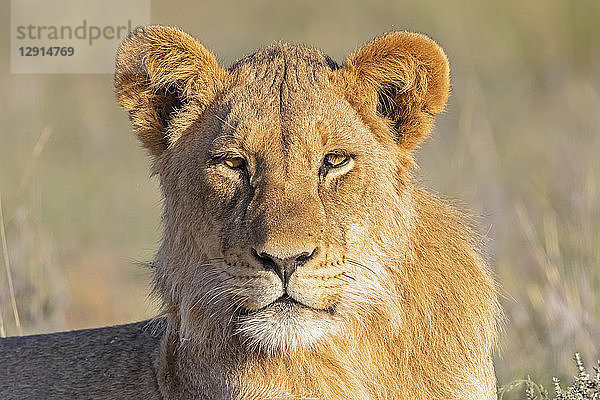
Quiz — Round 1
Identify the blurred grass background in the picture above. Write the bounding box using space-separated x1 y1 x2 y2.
0 0 598 395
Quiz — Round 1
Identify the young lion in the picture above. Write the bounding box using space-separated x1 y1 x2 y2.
0 26 501 400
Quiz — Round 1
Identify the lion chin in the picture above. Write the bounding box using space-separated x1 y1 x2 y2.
234 296 340 354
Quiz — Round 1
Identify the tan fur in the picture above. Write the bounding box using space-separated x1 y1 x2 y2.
115 26 502 399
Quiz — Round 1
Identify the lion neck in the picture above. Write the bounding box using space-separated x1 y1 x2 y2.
156 315 414 400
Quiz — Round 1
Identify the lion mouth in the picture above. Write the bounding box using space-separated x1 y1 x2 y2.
238 295 303 316
273 294 301 307
239 294 336 316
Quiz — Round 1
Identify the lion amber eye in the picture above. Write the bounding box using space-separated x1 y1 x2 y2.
324 153 350 168
223 157 245 169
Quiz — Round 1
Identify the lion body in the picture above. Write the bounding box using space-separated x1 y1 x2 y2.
0 321 163 400
0 27 501 400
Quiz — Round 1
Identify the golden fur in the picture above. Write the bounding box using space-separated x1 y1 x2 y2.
115 26 501 399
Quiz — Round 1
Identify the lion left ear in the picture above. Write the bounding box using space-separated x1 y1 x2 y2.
339 32 450 151
114 26 227 157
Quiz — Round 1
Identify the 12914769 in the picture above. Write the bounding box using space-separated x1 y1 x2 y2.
18 46 75 56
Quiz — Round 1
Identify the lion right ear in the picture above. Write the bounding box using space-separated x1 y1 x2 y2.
338 32 450 152
114 26 227 156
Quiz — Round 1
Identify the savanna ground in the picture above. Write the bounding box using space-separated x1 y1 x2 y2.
0 1 598 398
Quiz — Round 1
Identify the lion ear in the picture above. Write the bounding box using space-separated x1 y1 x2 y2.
340 32 450 151
114 26 227 156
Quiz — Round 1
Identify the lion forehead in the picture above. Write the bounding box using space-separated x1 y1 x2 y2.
230 42 338 85
209 45 375 165
221 43 339 127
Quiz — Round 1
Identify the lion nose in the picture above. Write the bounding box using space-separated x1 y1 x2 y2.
251 247 318 285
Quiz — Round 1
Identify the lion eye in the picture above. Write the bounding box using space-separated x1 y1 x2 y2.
223 157 245 169
324 153 350 168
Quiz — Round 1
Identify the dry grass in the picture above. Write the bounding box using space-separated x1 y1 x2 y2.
499 353 600 400
0 191 21 335
0 0 598 396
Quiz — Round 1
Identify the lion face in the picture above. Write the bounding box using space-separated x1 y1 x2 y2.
115 27 450 354
160 48 408 353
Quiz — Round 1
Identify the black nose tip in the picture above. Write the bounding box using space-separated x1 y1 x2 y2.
251 247 318 284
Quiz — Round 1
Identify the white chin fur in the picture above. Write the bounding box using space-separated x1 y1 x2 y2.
234 302 338 354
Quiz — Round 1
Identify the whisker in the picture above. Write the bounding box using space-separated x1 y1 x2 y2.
338 272 356 281
346 258 378 276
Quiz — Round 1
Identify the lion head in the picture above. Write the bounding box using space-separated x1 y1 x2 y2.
115 26 500 398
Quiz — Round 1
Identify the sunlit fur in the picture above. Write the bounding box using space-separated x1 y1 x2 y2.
115 26 502 400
